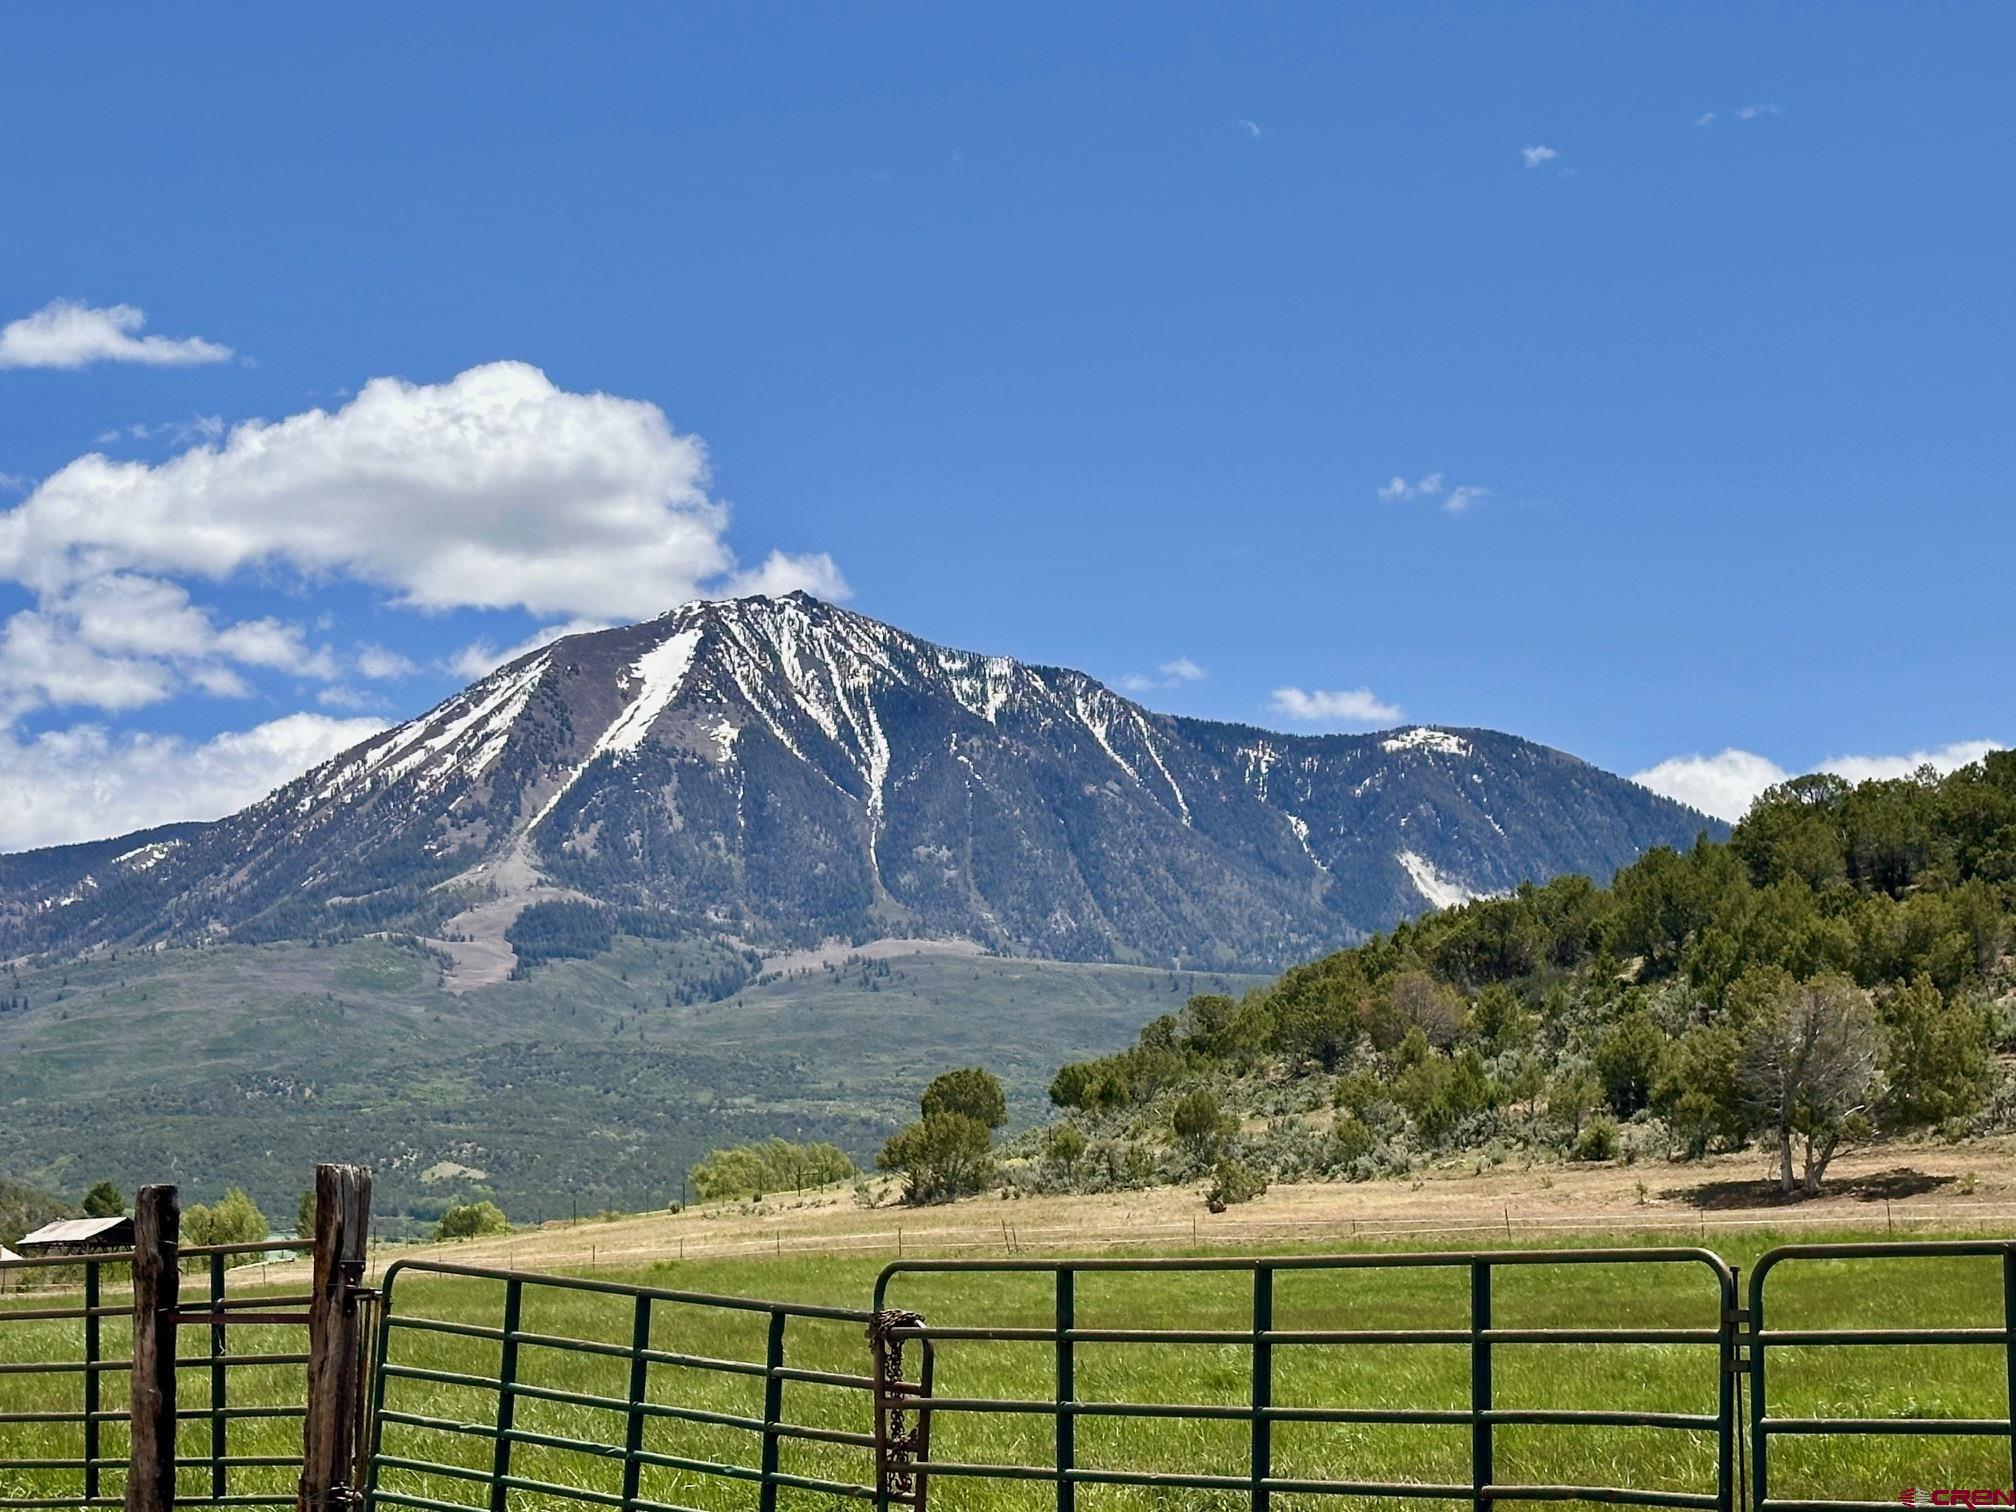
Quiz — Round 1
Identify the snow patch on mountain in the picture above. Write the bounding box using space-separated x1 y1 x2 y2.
1382 728 1472 757
529 628 701 830
1396 849 1478 910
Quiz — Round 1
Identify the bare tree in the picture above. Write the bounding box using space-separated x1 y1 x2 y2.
1736 971 1879 1194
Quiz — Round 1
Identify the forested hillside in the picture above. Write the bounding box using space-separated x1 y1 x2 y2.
1032 756 2016 1198
0 1178 75 1247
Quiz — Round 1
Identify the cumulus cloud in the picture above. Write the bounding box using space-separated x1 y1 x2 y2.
0 712 384 852
1633 739 2005 823
1269 686 1403 726
0 361 847 726
1629 749 1791 824
1377 472 1484 514
0 299 233 370
716 549 852 603
0 361 842 620
355 644 419 681
0 573 338 721
1521 144 1559 168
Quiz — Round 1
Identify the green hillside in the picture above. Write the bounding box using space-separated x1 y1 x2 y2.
1031 756 2016 1200
0 1178 75 1248
0 936 1258 1227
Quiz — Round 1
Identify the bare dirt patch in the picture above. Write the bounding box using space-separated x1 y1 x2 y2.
288 1134 2016 1288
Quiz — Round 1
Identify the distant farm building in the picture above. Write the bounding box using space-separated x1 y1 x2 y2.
15 1216 133 1255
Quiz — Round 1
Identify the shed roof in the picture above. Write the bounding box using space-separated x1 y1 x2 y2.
17 1215 132 1249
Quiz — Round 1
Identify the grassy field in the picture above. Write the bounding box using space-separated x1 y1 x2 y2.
0 936 1261 1226
5 1228 2013 1510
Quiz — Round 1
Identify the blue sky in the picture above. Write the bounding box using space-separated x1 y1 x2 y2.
0 4 2009 846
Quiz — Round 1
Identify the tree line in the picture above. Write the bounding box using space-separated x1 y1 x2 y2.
1033 756 2015 1197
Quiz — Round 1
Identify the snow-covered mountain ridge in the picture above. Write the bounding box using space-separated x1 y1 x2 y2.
0 594 1719 970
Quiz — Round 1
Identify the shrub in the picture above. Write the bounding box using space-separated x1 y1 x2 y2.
1572 1115 1620 1162
689 1139 856 1201
434 1200 512 1241
1203 1157 1268 1210
184 1188 269 1267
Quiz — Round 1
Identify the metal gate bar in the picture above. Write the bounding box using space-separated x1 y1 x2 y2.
872 1247 1740 1512
365 1259 889 1511
1748 1240 2016 1512
0 1250 129 1510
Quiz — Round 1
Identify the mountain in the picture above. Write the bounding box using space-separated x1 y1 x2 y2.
0 593 1717 973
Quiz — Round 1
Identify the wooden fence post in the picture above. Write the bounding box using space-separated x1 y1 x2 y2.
300 1164 373 1512
300 1169 376 1507
126 1184 179 1512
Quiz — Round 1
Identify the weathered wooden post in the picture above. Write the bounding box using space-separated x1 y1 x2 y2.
126 1184 179 1512
299 1163 373 1512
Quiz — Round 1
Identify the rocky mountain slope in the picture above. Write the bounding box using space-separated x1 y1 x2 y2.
0 594 1717 971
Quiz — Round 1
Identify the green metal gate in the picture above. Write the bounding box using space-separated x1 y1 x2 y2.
1747 1239 2016 1512
363 1259 891 1510
870 1248 1741 1511
353 1240 2016 1512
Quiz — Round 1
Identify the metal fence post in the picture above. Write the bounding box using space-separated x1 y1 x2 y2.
300 1162 373 1512
1719 1267 1739 1512
126 1184 179 1512
487 1277 522 1512
84 1260 101 1505
1748 1266 1767 1512
1252 1266 1274 1512
621 1294 652 1511
210 1251 227 1503
759 1310 787 1512
2002 1251 2015 1492
1056 1268 1075 1512
1471 1260 1492 1512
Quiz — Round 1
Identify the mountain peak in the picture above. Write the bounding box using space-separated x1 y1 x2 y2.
0 602 1717 970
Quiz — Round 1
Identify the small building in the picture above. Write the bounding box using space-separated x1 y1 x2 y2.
16 1215 134 1255
0 1244 20 1291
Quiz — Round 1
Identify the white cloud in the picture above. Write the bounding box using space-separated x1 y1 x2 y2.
0 360 841 621
1630 749 1790 823
1443 485 1488 513
716 549 852 603
0 300 233 370
0 712 384 852
1376 471 1484 514
0 611 177 721
1521 144 1559 168
356 644 419 681
1633 740 2005 823
211 618 340 680
1269 686 1403 726
0 573 343 722
1233 118 1265 139
1823 740 2001 786
1696 112 1718 127
447 618 611 681
1119 656 1206 694
1734 103 1781 121
315 685 382 712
